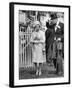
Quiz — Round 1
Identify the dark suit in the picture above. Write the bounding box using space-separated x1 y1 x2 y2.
55 22 64 38
56 22 64 74
45 22 64 64
45 22 56 62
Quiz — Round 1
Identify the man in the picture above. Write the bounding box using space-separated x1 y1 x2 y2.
45 13 64 73
45 14 56 64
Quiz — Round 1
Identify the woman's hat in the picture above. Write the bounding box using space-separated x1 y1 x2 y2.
34 21 40 26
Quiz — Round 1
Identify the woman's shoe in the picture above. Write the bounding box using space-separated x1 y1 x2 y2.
39 71 42 76
36 70 38 75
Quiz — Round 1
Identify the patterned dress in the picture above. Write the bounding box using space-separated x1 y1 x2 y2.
30 30 46 63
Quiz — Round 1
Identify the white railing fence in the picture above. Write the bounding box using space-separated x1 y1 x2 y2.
19 31 33 68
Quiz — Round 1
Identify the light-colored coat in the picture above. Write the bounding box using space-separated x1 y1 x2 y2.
30 30 46 63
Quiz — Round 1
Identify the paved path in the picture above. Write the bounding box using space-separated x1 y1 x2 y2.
19 64 64 79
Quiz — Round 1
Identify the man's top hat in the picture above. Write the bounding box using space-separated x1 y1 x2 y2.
50 13 58 20
46 13 58 29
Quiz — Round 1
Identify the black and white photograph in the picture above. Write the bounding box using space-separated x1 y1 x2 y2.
19 10 64 79
9 2 70 87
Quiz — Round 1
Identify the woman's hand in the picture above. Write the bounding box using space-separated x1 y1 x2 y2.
30 40 45 44
30 40 39 44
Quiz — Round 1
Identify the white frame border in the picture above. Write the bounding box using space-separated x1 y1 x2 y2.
14 4 69 86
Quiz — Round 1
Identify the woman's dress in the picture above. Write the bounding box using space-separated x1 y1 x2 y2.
30 30 46 63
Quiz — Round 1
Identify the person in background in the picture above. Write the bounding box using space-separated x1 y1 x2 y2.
53 15 64 73
30 21 46 76
56 38 63 75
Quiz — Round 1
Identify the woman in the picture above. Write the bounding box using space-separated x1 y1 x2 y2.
30 21 46 76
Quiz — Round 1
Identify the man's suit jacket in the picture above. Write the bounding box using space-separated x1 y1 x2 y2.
45 28 55 52
45 22 64 53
